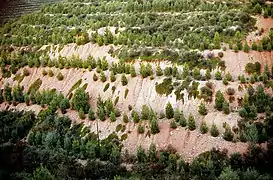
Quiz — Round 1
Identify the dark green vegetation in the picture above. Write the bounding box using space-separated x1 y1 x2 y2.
1 110 273 179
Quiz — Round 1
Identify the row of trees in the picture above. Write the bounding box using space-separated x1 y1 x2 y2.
1 109 273 179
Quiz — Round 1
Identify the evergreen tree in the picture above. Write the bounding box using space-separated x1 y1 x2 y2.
137 146 146 163
219 166 239 180
79 108 86 120
215 90 225 111
141 105 150 120
174 109 181 122
57 72 64 81
156 66 163 76
179 112 187 127
130 65 136 77
225 72 232 81
71 88 90 113
88 108 95 121
132 110 140 123
210 124 219 137
165 102 174 119
123 113 129 123
150 117 160 134
100 71 107 82
252 42 257 50
198 102 208 115
213 32 220 49
205 69 211 80
188 114 196 131
93 73 98 81
110 111 116 122
200 121 208 134
4 84 12 102
245 124 258 143
97 106 106 121
121 74 128 86
60 98 70 114
223 127 234 141
243 43 250 52
110 71 116 82
215 71 222 80
170 120 177 129
223 101 230 114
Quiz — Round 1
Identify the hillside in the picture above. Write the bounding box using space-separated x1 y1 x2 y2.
1 0 273 179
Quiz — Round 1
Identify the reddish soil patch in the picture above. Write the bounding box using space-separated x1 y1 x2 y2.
223 50 273 77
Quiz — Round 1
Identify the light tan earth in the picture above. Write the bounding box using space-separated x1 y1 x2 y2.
1 65 257 161
0 101 247 162
222 50 273 77
41 43 118 63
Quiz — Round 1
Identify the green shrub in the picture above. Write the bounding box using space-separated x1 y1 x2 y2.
141 105 150 120
155 78 173 95
245 62 261 74
128 105 133 111
121 74 128 86
57 72 64 81
179 113 187 127
138 124 145 134
110 71 116 82
223 127 234 141
123 113 129 123
150 117 160 134
215 90 225 111
170 120 177 129
103 83 110 92
88 108 95 121
124 88 129 99
223 101 230 114
210 124 219 137
130 65 137 77
188 114 196 131
42 69 48 76
48 69 54 77
165 102 174 119
23 68 30 76
215 71 222 80
156 66 163 76
225 72 232 81
226 87 235 95
200 121 208 134
93 73 98 81
121 134 128 141
198 102 208 115
27 79 42 94
112 86 116 94
114 108 121 117
132 110 140 123
79 109 86 120
114 96 119 105
110 111 116 122
223 78 228 85
116 124 123 132
71 88 90 113
174 109 181 122
100 71 107 82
